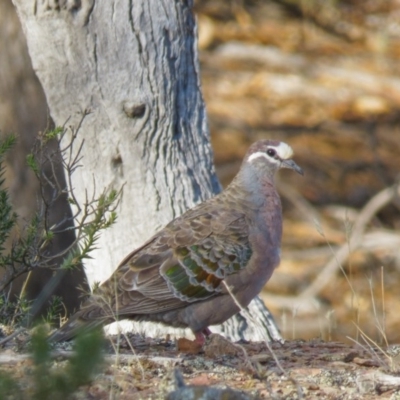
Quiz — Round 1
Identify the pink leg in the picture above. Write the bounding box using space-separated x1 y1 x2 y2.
202 327 212 336
194 332 206 346
194 327 212 346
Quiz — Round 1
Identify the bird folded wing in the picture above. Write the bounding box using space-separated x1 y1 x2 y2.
97 207 253 316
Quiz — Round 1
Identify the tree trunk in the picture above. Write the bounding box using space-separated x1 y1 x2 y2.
13 0 219 284
12 0 282 342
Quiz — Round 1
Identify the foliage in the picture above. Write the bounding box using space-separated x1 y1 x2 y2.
0 113 121 327
0 135 18 255
0 326 104 400
0 118 112 398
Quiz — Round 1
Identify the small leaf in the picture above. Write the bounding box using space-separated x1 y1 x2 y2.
0 134 17 158
26 153 40 175
44 126 63 141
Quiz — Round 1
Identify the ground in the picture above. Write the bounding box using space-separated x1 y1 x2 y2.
1 330 400 399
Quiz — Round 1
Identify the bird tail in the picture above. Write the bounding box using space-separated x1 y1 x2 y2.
48 297 114 342
48 311 104 342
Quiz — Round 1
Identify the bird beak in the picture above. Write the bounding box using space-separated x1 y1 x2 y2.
282 159 304 175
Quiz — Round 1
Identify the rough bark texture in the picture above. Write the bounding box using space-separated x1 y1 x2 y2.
11 0 282 341
13 0 220 285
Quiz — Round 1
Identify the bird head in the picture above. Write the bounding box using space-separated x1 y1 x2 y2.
245 140 303 176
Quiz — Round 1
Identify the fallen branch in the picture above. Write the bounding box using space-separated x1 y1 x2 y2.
299 182 400 299
263 182 400 311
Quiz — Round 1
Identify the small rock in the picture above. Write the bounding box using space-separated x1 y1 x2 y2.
176 337 203 354
204 333 241 358
166 369 252 400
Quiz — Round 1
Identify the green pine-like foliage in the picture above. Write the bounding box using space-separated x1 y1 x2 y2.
0 124 120 398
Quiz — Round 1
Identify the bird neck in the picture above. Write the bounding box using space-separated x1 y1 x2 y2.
228 165 283 246
232 164 277 206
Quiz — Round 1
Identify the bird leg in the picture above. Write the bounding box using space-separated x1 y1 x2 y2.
202 327 212 336
194 327 212 346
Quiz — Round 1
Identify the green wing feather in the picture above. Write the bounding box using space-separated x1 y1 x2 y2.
101 205 253 313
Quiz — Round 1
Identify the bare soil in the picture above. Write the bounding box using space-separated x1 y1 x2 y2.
1 331 400 399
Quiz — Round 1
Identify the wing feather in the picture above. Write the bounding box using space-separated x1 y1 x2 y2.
96 202 253 317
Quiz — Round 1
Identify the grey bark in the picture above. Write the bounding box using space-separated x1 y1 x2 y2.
12 0 219 285
12 0 282 342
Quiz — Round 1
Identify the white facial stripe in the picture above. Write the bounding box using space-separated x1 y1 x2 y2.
248 152 277 163
248 142 294 164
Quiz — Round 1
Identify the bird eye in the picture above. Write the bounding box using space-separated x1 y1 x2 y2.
267 148 276 157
